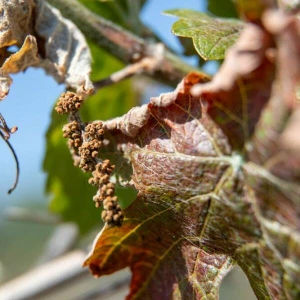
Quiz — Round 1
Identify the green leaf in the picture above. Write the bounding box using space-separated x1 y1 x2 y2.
207 0 238 18
43 44 138 233
165 9 244 60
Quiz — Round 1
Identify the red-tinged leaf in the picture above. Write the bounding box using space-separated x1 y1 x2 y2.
85 195 235 299
84 9 300 300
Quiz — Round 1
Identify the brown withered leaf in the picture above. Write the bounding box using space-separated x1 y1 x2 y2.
84 9 300 300
34 0 93 94
0 0 93 100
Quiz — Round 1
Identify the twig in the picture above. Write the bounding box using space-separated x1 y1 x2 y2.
0 130 20 194
94 44 165 90
0 113 18 140
4 207 60 224
0 250 131 300
47 0 210 87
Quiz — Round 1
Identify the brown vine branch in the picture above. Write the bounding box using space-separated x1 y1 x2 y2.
47 0 210 87
4 207 60 224
94 44 165 91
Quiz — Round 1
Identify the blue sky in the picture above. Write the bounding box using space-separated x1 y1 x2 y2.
0 0 207 208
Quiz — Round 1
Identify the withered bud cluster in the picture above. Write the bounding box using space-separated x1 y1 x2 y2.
57 92 123 227
84 121 104 140
79 140 102 172
89 160 123 226
62 121 82 148
55 91 83 114
77 121 104 172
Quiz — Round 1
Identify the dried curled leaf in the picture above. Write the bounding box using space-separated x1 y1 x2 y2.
0 0 93 100
0 0 35 48
85 9 300 300
35 0 93 95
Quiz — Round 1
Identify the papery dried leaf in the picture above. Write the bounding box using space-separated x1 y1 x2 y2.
1 35 39 73
85 9 300 299
0 35 39 99
0 0 35 48
34 0 94 94
0 0 36 99
0 0 93 100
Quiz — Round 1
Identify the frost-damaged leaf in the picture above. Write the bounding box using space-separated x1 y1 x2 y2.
34 0 93 94
0 0 93 100
85 10 300 300
0 35 39 98
84 71 263 299
165 9 244 60
0 0 37 99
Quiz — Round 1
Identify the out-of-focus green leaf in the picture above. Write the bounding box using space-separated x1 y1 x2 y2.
165 9 244 60
43 43 138 233
79 0 148 37
207 0 238 18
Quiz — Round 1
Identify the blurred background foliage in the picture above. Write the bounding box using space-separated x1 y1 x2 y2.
0 1 255 299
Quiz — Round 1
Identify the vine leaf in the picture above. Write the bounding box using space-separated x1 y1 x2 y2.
0 35 39 99
84 11 300 300
85 195 235 299
34 0 93 94
0 0 93 100
165 9 244 60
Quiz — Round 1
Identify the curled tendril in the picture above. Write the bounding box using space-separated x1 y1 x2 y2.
0 114 19 194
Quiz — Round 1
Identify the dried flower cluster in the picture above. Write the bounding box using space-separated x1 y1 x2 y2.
89 160 123 226
62 121 82 148
55 91 84 114
56 92 123 226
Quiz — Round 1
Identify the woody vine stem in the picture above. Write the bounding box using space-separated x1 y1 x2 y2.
47 0 210 86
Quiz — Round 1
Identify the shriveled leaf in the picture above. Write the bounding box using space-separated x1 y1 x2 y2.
165 9 244 60
35 0 93 94
0 0 93 100
0 0 36 99
0 0 35 48
85 10 300 300
0 35 39 98
1 35 39 73
44 45 138 233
